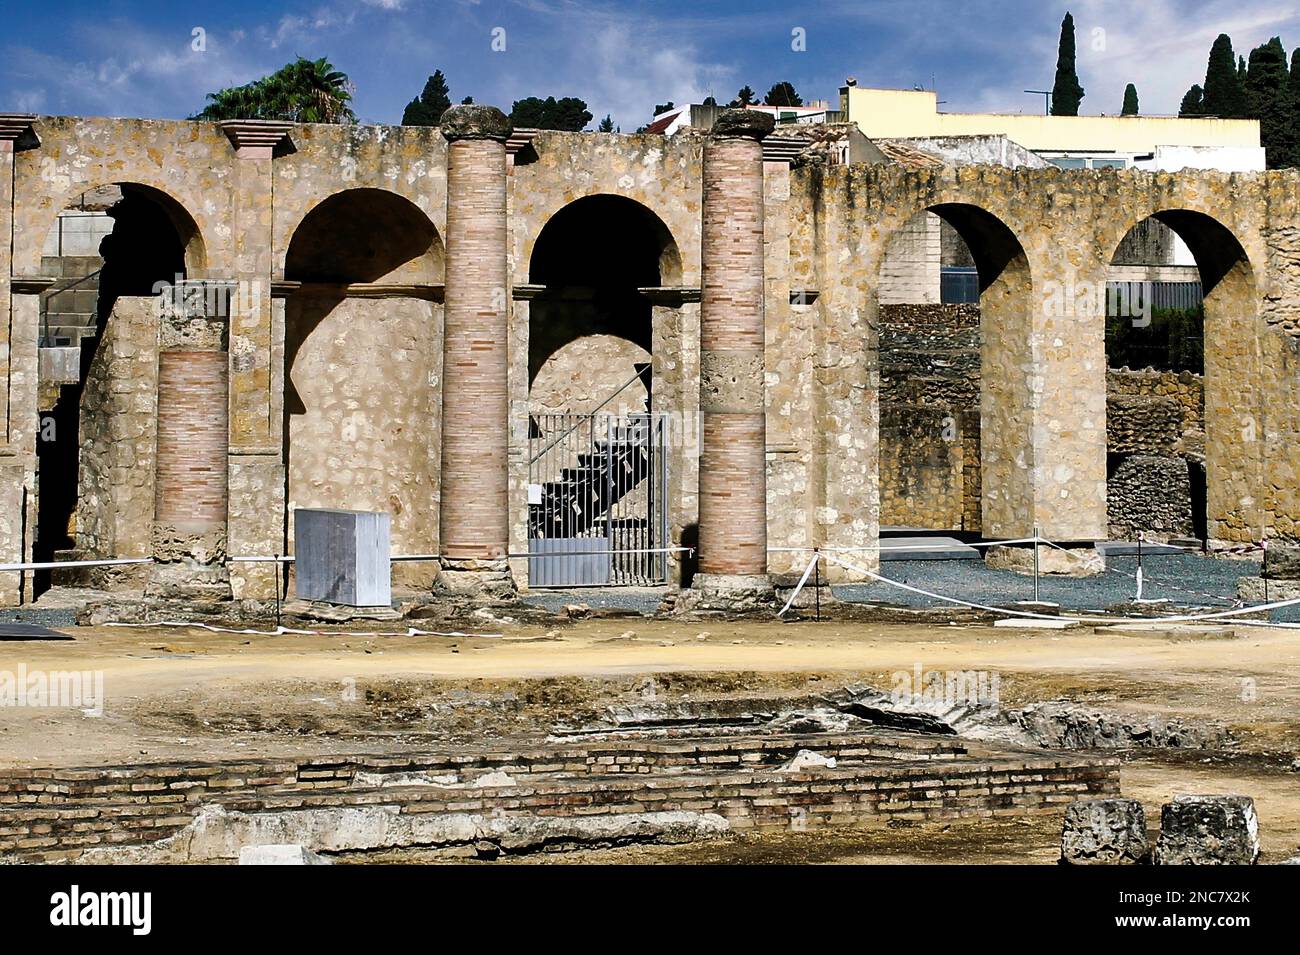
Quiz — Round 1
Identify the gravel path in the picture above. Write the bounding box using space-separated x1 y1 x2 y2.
3 554 1289 625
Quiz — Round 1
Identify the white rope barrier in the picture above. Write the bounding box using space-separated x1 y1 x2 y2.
777 552 821 618
103 621 502 639
819 551 1300 627
0 557 152 572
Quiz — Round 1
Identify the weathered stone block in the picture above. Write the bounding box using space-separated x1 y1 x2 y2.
238 844 332 865
1154 794 1260 865
986 544 1104 577
1060 797 1149 864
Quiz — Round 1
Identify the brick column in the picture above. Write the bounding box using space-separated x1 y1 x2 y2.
0 115 37 605
219 120 291 599
692 109 775 602
436 105 515 596
148 283 232 599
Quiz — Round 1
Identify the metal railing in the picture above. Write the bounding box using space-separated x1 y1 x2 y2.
528 366 648 465
39 267 102 347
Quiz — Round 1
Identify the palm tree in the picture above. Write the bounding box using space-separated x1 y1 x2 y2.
194 57 356 124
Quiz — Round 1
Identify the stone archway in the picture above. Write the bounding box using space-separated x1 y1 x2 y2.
517 194 684 587
1104 209 1258 547
874 201 1038 541
282 188 443 587
34 182 206 597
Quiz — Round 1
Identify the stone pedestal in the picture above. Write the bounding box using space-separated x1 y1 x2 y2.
147 287 232 600
437 105 516 597
985 543 1104 578
693 109 775 602
1154 794 1260 865
1060 798 1149 865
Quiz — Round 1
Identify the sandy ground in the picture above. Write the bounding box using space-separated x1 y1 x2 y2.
2 614 1298 862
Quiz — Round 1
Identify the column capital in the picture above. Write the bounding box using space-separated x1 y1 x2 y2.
709 108 775 142
0 114 37 153
219 120 293 159
440 104 512 143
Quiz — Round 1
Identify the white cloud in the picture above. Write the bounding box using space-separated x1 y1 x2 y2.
1069 0 1300 115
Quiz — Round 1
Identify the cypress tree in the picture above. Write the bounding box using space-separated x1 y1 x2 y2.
1247 38 1290 167
1202 35 1242 117
1121 83 1139 115
402 70 452 126
1179 84 1205 116
1050 12 1085 115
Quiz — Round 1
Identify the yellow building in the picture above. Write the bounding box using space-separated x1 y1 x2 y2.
840 86 1263 170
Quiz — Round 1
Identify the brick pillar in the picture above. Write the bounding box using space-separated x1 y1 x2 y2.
693 109 775 601
148 283 232 599
436 105 515 596
0 115 37 606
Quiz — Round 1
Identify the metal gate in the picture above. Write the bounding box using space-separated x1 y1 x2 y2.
527 412 669 587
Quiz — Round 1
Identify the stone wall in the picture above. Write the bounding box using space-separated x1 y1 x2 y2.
1106 367 1205 540
285 295 441 588
63 296 157 588
5 116 1300 601
878 303 980 531
1108 455 1194 540
0 735 1118 861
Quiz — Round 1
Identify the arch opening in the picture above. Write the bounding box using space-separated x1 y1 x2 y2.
32 183 204 598
526 194 679 389
285 188 442 284
522 195 682 588
875 202 1032 540
282 189 443 586
1103 210 1255 546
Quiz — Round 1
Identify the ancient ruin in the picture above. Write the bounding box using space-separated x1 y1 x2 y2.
1 104 1297 611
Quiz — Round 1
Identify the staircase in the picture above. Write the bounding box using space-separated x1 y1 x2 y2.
529 420 653 540
38 259 103 401
526 362 666 586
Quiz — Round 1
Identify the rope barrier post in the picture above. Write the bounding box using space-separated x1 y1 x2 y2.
1033 525 1040 604
1262 539 1269 605
1135 531 1145 602
275 554 282 629
813 548 821 622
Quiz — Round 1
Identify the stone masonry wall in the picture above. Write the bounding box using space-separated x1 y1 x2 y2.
6 117 1300 601
66 297 158 588
286 295 441 589
878 303 980 531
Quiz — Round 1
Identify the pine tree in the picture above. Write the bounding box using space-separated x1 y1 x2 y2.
401 70 451 126
729 86 757 107
764 82 803 107
1202 35 1244 117
1050 12 1085 116
598 114 615 132
1121 83 1139 115
1179 84 1205 116
509 96 592 131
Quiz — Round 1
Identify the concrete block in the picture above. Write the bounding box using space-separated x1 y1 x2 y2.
294 508 391 607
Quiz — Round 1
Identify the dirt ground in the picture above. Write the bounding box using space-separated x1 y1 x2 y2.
2 614 1298 863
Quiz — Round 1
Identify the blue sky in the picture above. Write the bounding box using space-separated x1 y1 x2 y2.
5 0 1300 128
